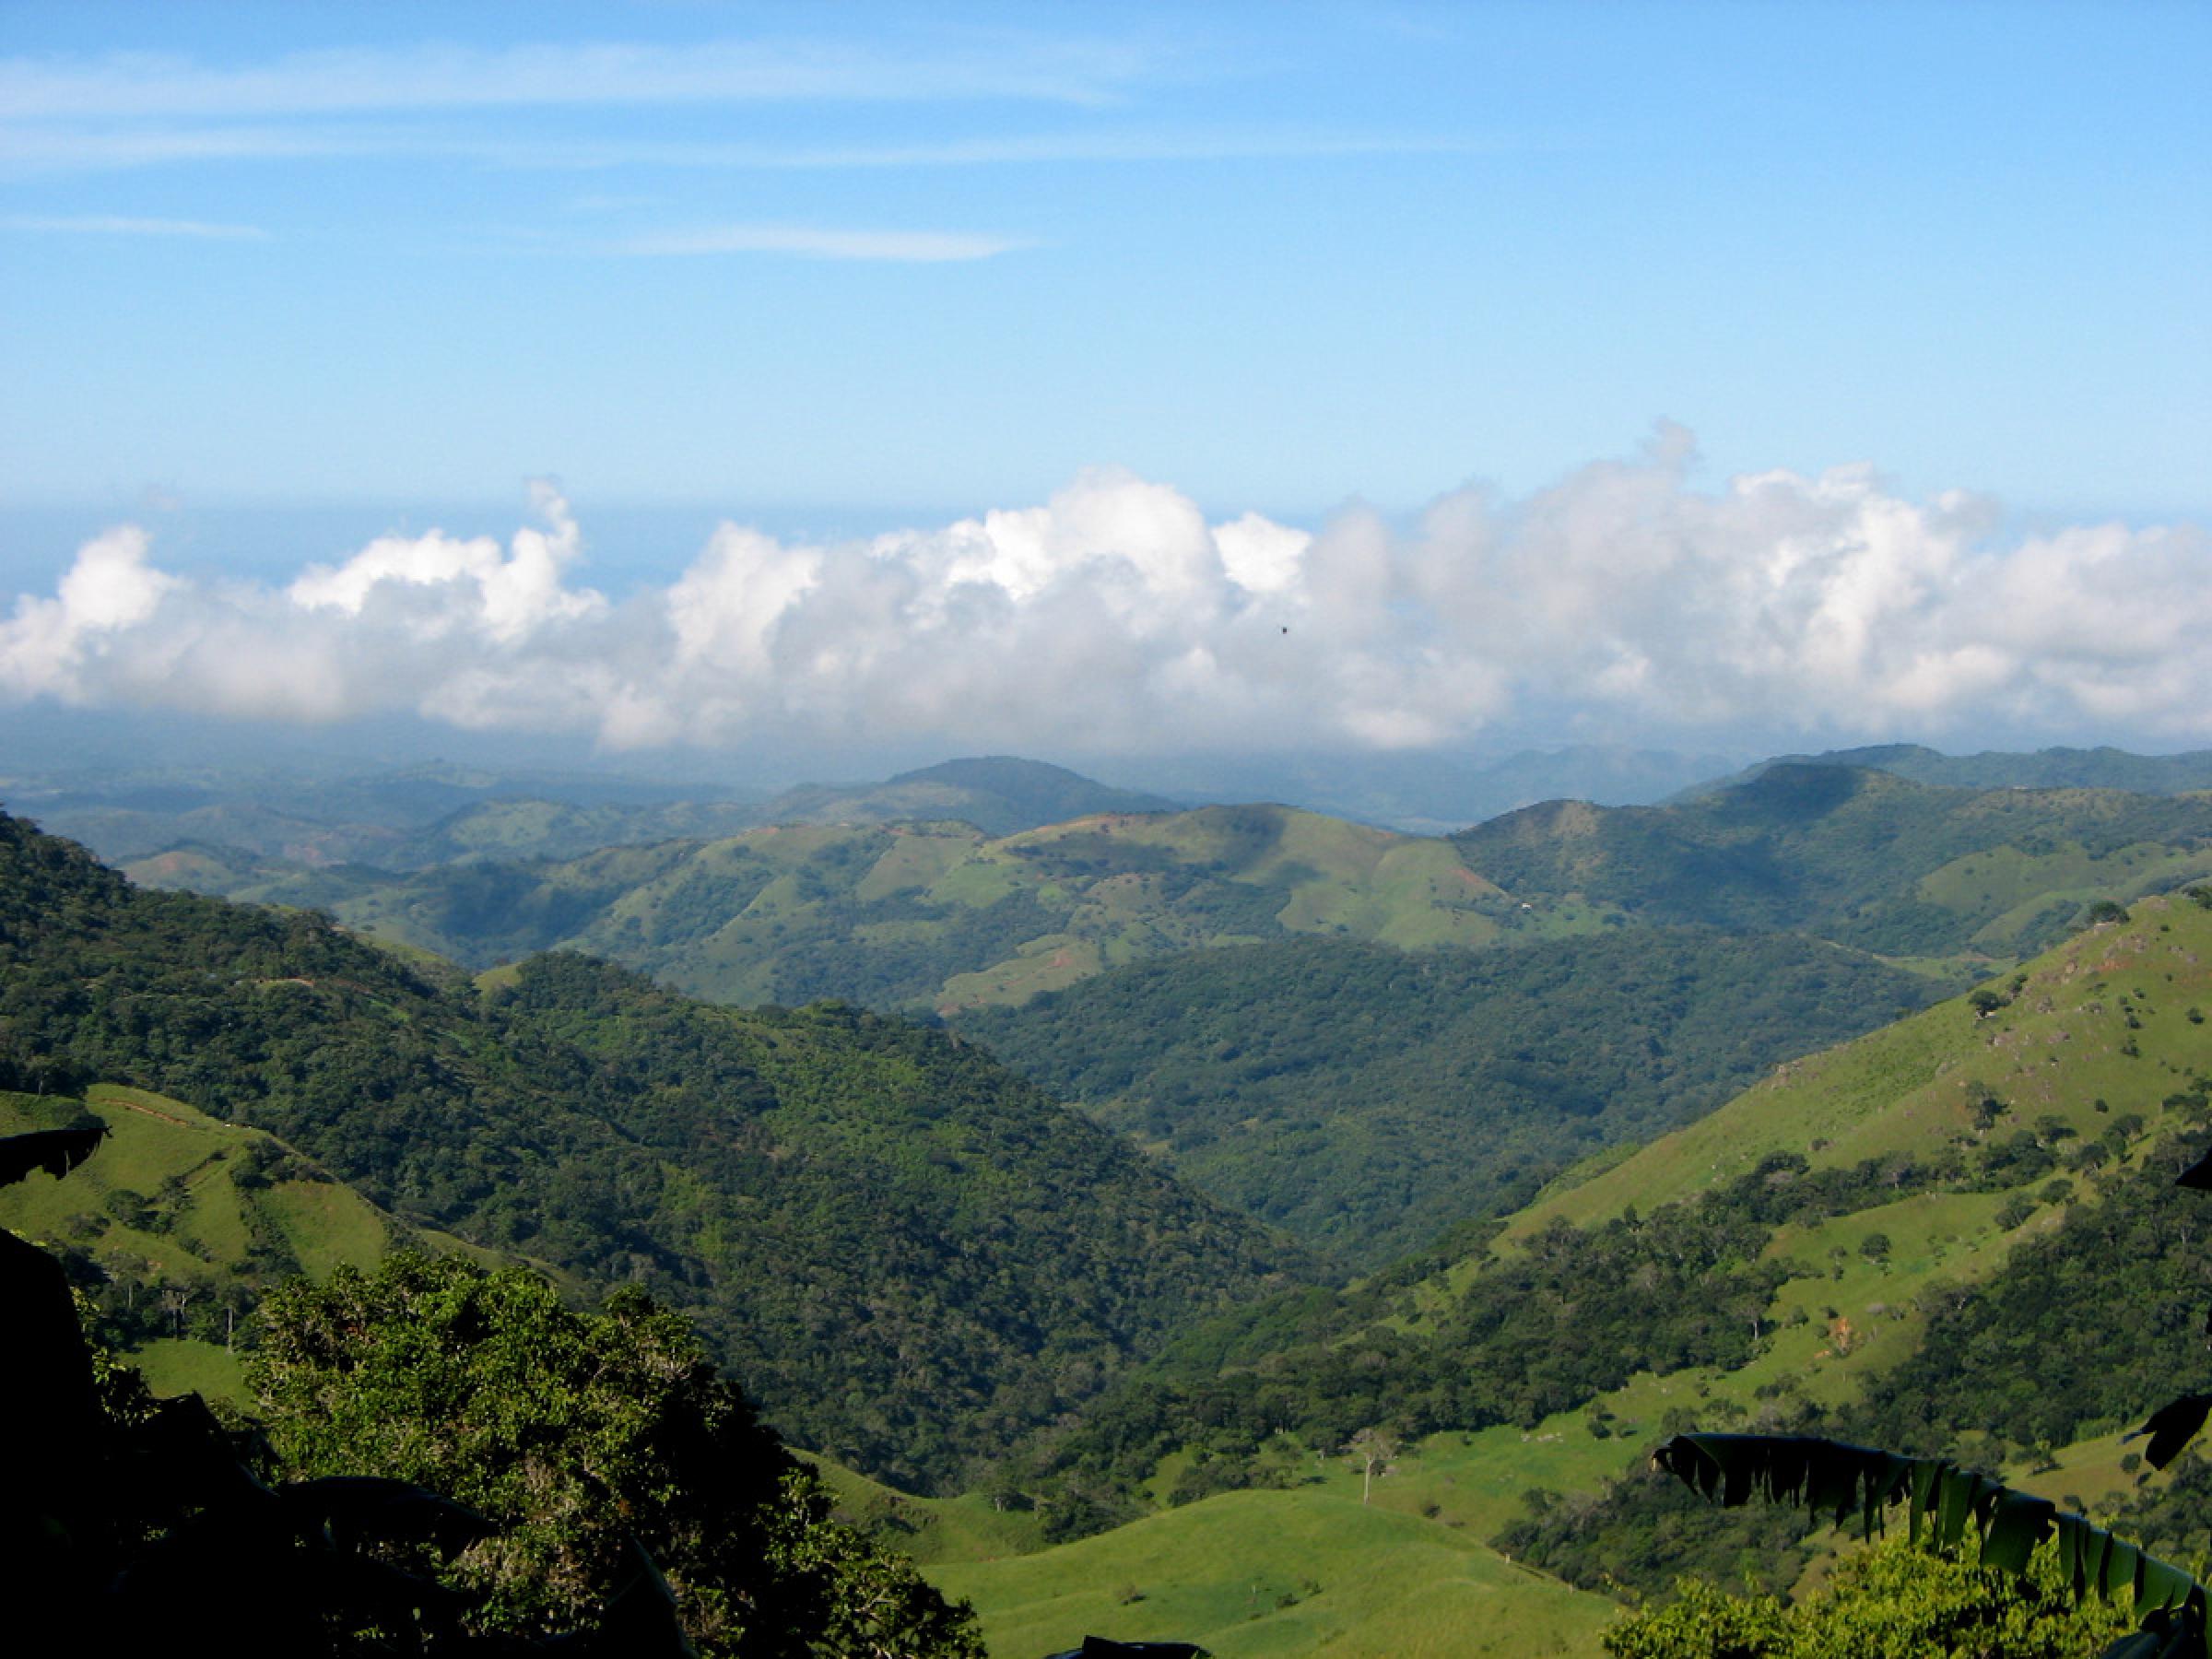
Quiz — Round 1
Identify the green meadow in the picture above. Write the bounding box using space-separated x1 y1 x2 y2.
926 1488 1614 1659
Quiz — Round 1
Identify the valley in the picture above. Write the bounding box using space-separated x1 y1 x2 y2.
4 746 2209 1655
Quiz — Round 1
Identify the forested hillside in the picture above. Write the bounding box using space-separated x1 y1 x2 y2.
959 930 1946 1265
133 801 1555 1011
0 810 1304 1492
1454 764 2212 960
1696 743 2212 799
22 754 1171 875
995 893 2212 1578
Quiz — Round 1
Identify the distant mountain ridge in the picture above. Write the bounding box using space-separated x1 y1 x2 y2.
8 753 1175 871
103 761 2212 1022
1454 761 2212 960
748 755 1181 838
1111 743 1740 833
123 802 1570 1013
1681 742 2212 799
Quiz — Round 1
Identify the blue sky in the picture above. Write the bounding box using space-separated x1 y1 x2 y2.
4 0 2205 519
1 3 2207 763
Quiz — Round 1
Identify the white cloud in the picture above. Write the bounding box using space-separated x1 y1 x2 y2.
5 434 2208 754
287 481 602 645
0 38 1146 121
0 120 1501 179
0 213 267 238
611 224 1030 262
0 525 177 700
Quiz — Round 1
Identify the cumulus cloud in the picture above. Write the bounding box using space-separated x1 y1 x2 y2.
5 436 2209 755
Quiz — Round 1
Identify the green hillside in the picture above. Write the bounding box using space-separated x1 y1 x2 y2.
0 1081 399 1399
112 767 2212 1033
1501 888 2212 1241
13 756 760 868
1695 743 2212 798
26 754 1169 877
927 1487 1614 1659
0 810 1303 1493
159 801 1567 1014
1453 764 2212 964
959 930 1947 1265
1011 895 2212 1559
752 754 1182 837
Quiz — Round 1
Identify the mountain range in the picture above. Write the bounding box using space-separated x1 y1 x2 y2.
7 742 2212 1654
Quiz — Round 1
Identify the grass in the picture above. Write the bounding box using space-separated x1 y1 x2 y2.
133 1336 248 1402
926 1487 1616 1659
0 1083 421 1380
797 1453 1046 1567
1287 894 2212 1552
1497 894 2212 1247
288 803 1642 1014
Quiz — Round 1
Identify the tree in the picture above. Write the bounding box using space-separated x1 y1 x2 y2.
1645 1130 2212 1657
3 1123 625 1656
249 1252 982 1659
1348 1426 1398 1505
1604 1535 2130 1658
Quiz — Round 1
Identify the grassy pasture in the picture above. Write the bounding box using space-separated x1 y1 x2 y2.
926 1487 1614 1659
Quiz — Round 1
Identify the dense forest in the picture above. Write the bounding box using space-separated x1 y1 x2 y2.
0 809 1301 1492
11 771 2212 1653
1453 764 2212 957
959 929 1946 1264
4 1111 981 1654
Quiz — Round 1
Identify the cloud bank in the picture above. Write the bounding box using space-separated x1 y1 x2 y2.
6 432 2208 756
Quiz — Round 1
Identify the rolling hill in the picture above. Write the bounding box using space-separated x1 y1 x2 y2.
103 764 2212 1037
748 755 1182 837
13 754 1172 875
0 809 1306 1492
1689 743 2212 799
1004 890 2212 1574
1453 763 2212 964
0 1081 402 1401
135 801 1576 1013
928 1486 1613 1658
957 929 1948 1266
6 757 763 868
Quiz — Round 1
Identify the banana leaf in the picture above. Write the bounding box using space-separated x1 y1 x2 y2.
1654 1431 2209 1658
0 1122 108 1188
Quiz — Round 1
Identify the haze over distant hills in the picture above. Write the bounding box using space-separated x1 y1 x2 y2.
10 735 2212 1653
1100 745 1743 834
1683 743 2212 800
3 754 1172 872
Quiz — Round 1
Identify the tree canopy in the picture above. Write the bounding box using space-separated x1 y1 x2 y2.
250 1252 982 1657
